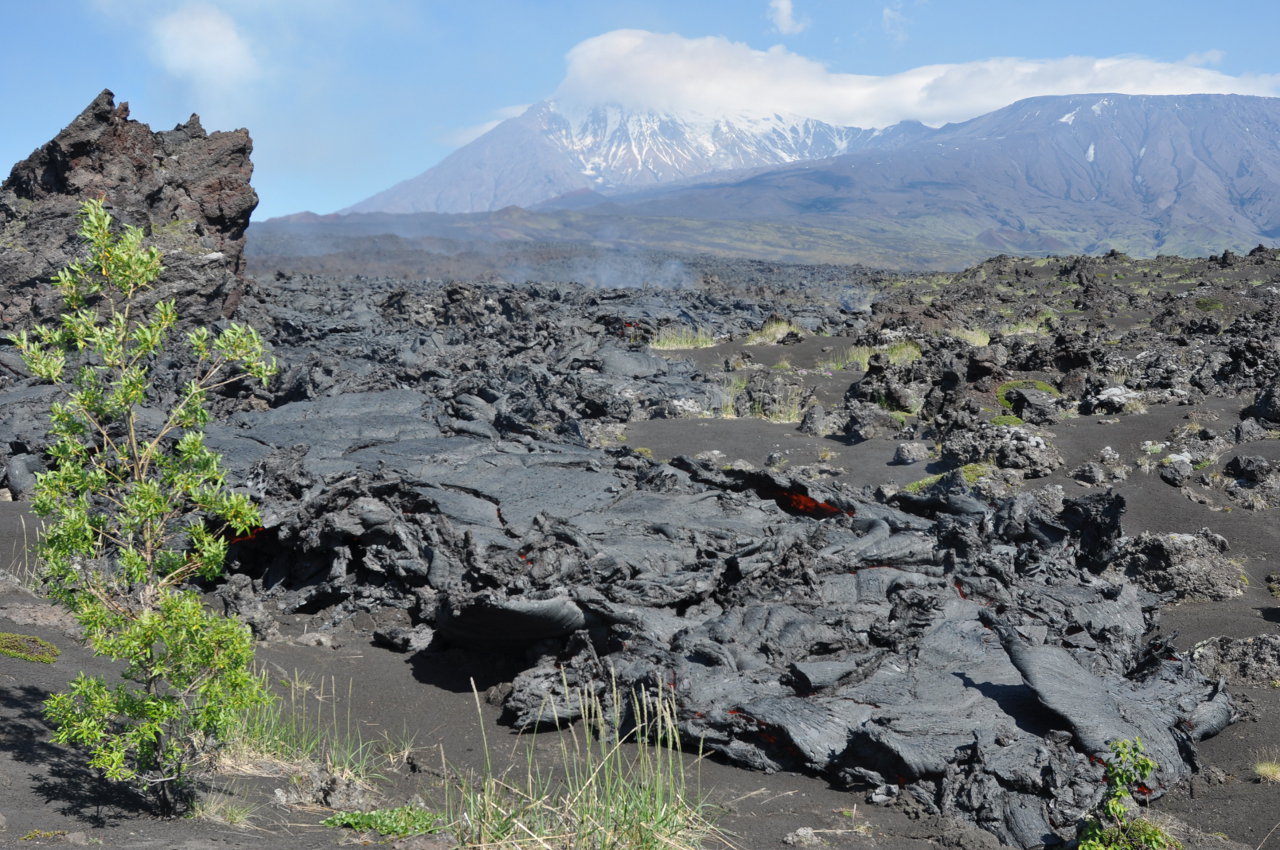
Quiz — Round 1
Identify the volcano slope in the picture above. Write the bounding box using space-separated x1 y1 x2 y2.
2 95 1280 850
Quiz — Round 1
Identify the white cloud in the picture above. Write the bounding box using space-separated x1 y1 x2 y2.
149 4 258 99
552 30 1280 128
768 0 808 35
444 104 531 146
881 4 908 45
1184 49 1226 67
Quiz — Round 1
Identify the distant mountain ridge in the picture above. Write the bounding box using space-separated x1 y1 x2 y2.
592 93 1280 256
343 101 929 214
269 93 1280 270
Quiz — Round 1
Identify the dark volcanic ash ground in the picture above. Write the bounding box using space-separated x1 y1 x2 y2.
3 92 1280 850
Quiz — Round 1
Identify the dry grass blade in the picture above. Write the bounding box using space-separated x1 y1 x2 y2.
440 676 721 850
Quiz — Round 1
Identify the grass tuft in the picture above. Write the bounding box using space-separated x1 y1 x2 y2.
948 328 991 347
189 789 258 826
714 374 749 418
817 345 874 372
1257 761 1280 783
443 680 719 850
650 325 716 350
3 512 42 592
817 340 922 372
218 672 381 784
744 319 803 346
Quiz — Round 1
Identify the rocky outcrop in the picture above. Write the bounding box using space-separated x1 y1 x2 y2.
1193 634 1280 685
1106 530 1242 602
942 424 1064 477
0 89 256 329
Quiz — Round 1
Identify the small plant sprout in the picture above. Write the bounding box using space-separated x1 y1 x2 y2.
1079 737 1181 850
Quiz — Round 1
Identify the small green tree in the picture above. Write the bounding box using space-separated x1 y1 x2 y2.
11 198 277 814
1079 737 1182 850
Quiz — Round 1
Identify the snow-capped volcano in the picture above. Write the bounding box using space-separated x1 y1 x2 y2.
541 102 879 186
342 100 914 214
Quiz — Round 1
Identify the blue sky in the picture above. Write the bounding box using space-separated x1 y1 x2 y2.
3 1 1279 220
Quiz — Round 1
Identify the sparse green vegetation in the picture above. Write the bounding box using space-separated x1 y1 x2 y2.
749 386 806 423
886 409 914 426
3 512 41 591
884 339 924 365
455 686 716 850
1000 310 1056 336
990 414 1024 427
1194 297 1225 312
1256 761 1280 783
1079 738 1181 850
902 463 992 495
649 325 716 350
947 327 991 347
714 374 749 418
189 789 258 826
817 339 923 372
817 345 874 372
424 684 718 850
21 829 68 841
996 379 1060 410
219 673 384 786
0 632 60 663
744 318 803 345
324 804 447 838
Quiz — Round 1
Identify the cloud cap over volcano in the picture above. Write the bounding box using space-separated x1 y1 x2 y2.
553 29 1280 127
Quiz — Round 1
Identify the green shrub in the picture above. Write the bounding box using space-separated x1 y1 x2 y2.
1079 738 1181 850
0 631 59 663
11 199 276 815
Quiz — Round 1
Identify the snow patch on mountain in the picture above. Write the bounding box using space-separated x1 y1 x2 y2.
343 100 893 214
